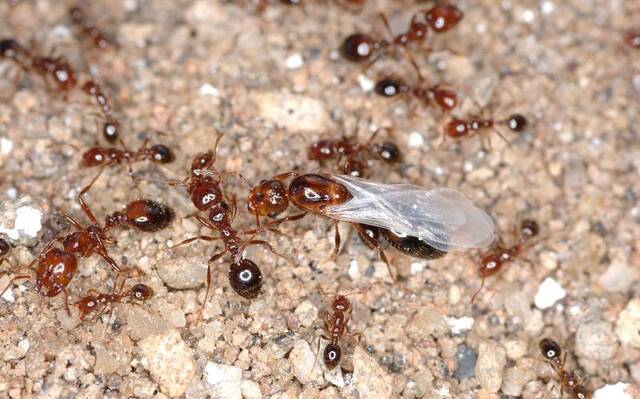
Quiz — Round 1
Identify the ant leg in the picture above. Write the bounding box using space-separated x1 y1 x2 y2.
332 221 341 259
354 223 393 279
171 235 220 249
202 251 226 310
346 331 362 343
96 248 121 273
62 286 71 316
237 240 292 265
228 193 238 223
0 274 31 298
209 133 224 165
195 215 217 230
470 277 485 304
262 212 307 228
78 169 104 225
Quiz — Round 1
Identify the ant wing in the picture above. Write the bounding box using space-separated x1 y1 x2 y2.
326 175 495 251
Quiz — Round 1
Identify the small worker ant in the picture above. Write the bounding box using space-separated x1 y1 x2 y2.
444 113 527 146
471 219 539 303
81 80 121 143
170 134 287 303
313 292 360 370
308 125 400 178
81 138 175 170
69 6 115 51
374 76 458 114
341 3 463 63
247 173 494 278
539 338 591 399
0 37 77 94
76 283 153 320
0 171 174 313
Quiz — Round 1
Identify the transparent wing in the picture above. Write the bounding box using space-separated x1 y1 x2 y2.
325 175 495 251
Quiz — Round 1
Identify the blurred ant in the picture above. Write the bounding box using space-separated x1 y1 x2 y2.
247 173 494 279
0 38 77 94
170 134 288 303
81 136 175 171
0 238 12 267
539 338 591 399
341 3 463 64
624 29 640 49
76 282 153 320
471 219 539 303
374 75 458 114
0 171 174 313
308 124 400 178
443 113 527 147
254 0 364 12
81 80 121 143
69 6 115 51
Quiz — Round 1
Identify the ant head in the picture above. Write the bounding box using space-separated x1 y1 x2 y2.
573 385 589 399
539 338 562 361
445 119 468 138
228 259 263 299
247 179 289 217
425 3 464 33
323 343 342 369
374 78 405 97
506 114 528 132
150 144 175 164
479 251 504 278
341 33 375 62
332 295 352 313
51 61 77 92
343 158 366 178
77 295 98 319
191 151 214 174
520 219 539 239
130 284 154 301
309 139 338 161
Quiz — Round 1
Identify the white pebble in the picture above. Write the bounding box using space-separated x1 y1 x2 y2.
357 74 374 92
410 261 426 275
521 9 536 23
285 54 304 69
14 206 43 238
408 132 424 147
0 138 13 155
199 84 220 97
593 382 631 399
540 1 554 15
534 277 566 309
446 316 474 335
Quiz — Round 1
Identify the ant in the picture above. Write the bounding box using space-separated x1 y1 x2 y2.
0 238 12 267
81 138 175 170
0 38 77 94
374 76 458 114
76 283 154 320
539 338 591 399
624 29 640 49
341 3 463 63
314 292 360 370
170 135 287 302
471 219 539 303
69 6 115 51
247 173 494 279
308 127 400 178
0 171 174 312
81 80 121 143
443 111 528 148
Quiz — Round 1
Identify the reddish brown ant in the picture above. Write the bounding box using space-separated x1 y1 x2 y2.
442 111 527 148
540 338 591 399
313 292 361 370
81 138 175 170
374 76 458 113
69 6 115 51
76 283 154 320
341 3 463 63
308 126 400 178
470 219 539 303
0 171 174 313
247 173 494 279
81 80 121 143
624 29 640 49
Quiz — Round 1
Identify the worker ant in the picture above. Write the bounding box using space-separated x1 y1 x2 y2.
69 6 115 51
470 219 539 303
374 76 458 114
81 137 175 170
247 173 494 278
341 3 463 63
539 338 591 399
76 283 154 320
0 38 77 94
0 171 174 313
81 80 122 143
170 134 287 303
308 124 400 178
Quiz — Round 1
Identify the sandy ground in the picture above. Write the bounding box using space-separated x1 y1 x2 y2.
1 0 640 398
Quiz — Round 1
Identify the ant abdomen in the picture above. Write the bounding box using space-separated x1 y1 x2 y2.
341 33 377 62
374 78 408 97
228 259 263 299
149 144 174 164
380 228 447 259
130 283 154 301
123 200 175 232
36 248 78 297
425 3 464 33
323 343 342 369
539 338 562 362
506 114 528 132
370 141 400 162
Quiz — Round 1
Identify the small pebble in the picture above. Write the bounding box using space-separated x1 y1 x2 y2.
289 339 324 386
285 54 304 69
475 342 506 393
240 380 262 399
204 362 242 399
157 256 207 289
593 382 632 399
533 277 566 309
294 301 319 328
0 196 43 245
575 321 618 360
453 344 477 381
353 346 392 398
616 299 640 348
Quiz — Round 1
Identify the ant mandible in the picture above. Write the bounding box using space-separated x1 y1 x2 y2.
76 283 154 320
471 219 539 303
341 3 463 63
0 171 174 313
539 338 591 399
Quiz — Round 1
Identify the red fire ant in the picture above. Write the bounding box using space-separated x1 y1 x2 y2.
624 29 640 49
539 338 591 399
0 171 174 313
247 173 494 278
81 80 121 143
374 76 458 114
0 38 77 94
169 134 287 302
308 125 400 178
69 6 115 51
470 219 540 303
81 138 175 170
76 283 154 320
341 3 463 63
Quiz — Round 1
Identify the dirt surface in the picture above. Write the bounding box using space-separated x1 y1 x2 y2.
1 0 639 398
